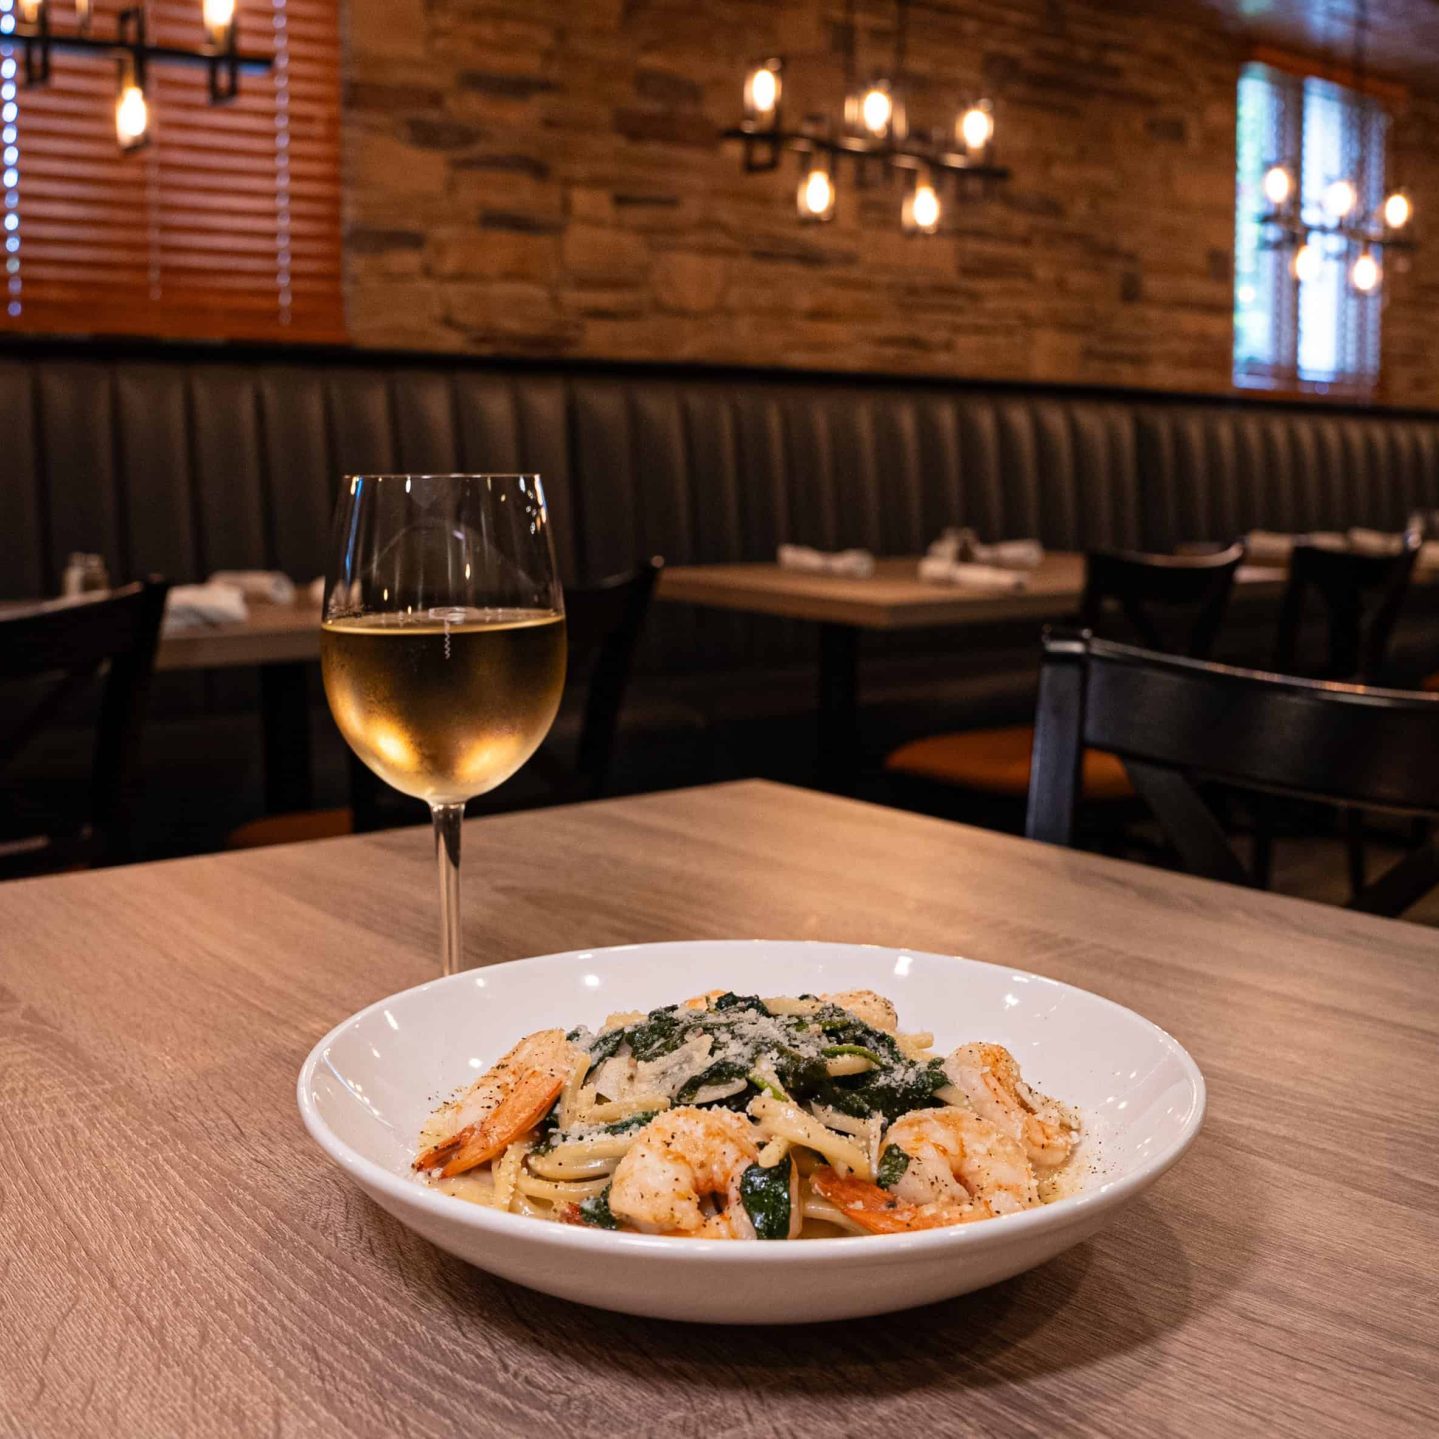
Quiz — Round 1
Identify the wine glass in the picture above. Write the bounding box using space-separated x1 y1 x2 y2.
320 474 566 976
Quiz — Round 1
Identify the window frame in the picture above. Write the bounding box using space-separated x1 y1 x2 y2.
1232 51 1401 400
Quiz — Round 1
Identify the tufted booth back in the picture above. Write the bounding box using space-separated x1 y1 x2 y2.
4 339 1438 673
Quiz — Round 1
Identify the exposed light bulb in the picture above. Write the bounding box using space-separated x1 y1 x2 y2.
1351 250 1382 293
797 164 835 222
903 175 942 234
743 60 781 122
959 102 994 154
1292 242 1320 283
1383 190 1412 229
1323 178 1358 218
203 0 236 44
116 82 149 150
1262 164 1293 207
859 84 893 138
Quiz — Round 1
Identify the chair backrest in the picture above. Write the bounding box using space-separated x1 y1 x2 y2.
1078 543 1245 659
1027 631 1439 917
1273 534 1419 681
562 557 664 794
0 578 169 875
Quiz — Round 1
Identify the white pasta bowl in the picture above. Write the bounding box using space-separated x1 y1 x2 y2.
297 940 1205 1324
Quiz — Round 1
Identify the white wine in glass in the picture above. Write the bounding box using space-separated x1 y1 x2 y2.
320 475 565 975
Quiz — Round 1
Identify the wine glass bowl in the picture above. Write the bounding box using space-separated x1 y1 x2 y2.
320 474 565 974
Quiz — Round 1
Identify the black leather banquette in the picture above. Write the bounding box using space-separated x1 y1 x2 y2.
5 336 1439 639
3 336 1439 835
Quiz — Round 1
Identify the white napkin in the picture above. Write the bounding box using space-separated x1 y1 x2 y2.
926 528 1043 569
777 544 876 578
209 569 296 604
163 582 249 631
917 556 1029 592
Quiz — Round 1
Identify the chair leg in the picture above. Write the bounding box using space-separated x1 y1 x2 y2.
1344 808 1367 901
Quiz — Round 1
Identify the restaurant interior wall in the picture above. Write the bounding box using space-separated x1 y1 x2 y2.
343 0 1439 406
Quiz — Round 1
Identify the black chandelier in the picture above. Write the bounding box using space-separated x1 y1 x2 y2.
12 0 272 153
1256 0 1414 294
724 0 1010 232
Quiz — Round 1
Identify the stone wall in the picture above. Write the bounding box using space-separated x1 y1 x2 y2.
343 0 1435 404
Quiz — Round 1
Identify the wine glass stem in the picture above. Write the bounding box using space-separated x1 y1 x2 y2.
431 802 464 976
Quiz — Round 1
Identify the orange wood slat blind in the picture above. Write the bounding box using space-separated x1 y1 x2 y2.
0 0 343 340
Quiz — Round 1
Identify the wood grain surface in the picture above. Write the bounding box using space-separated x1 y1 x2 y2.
658 554 1295 629
1 780 1436 1438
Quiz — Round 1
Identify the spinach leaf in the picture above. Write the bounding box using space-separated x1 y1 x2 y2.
811 1004 904 1063
531 1097 561 1147
739 1157 792 1240
624 1006 693 1062
876 1144 911 1189
577 1186 619 1230
713 992 769 1015
584 1026 627 1068
675 1058 752 1105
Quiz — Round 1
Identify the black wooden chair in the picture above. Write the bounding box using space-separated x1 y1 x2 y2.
231 559 665 845
1274 534 1419 682
1027 631 1439 918
884 544 1244 811
1258 533 1421 892
0 578 169 878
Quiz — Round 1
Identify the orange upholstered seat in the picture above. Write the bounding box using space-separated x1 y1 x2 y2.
227 808 355 850
884 723 1134 801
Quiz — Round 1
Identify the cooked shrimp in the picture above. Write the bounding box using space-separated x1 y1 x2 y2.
681 989 725 1011
416 1029 581 1178
810 1167 992 1233
885 1107 1038 1215
608 1106 762 1238
943 1042 1080 1170
823 989 899 1033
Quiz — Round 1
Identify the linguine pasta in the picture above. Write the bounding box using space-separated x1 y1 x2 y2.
416 988 1083 1239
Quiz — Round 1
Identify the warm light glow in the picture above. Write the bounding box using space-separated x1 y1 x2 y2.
203 0 236 26
1291 242 1320 283
18 0 44 23
1323 177 1358 218
903 177 942 234
115 83 149 149
744 62 780 120
860 84 893 137
370 724 418 769
1262 164 1293 207
959 102 994 153
1383 190 1412 229
1351 250 1382 293
797 164 835 221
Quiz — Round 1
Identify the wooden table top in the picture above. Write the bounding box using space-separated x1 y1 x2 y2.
2 780 1435 1436
155 599 322 672
658 554 1290 629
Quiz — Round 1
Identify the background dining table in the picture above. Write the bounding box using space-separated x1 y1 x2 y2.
658 555 1297 784
2 780 1436 1437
